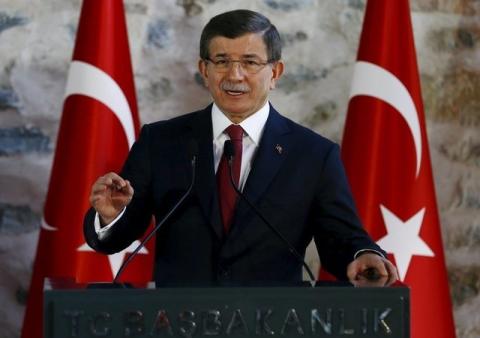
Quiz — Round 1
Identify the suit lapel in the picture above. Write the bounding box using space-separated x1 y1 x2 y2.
188 106 223 240
230 106 292 236
187 105 293 241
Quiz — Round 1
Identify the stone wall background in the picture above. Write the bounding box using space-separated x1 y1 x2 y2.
0 0 479 337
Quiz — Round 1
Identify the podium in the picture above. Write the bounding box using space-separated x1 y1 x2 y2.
44 282 409 337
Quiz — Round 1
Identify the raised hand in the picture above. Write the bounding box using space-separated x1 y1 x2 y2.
89 172 134 225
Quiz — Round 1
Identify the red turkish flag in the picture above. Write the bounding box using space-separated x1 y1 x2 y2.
21 1 153 337
342 1 456 337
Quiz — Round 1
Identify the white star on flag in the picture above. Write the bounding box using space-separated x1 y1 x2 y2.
376 204 434 281
77 241 148 278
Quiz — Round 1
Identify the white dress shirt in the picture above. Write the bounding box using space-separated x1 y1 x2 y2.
94 101 270 238
211 101 269 190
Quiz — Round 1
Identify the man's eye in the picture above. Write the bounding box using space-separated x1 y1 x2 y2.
245 60 259 66
215 60 228 65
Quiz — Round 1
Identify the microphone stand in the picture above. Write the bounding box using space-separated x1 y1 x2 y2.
112 149 197 286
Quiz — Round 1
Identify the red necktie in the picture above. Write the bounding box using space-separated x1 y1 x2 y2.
217 124 243 232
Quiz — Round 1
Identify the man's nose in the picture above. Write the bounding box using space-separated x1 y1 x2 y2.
226 61 245 79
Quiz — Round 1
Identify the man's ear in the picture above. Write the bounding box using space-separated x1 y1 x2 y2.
269 60 284 90
198 59 209 87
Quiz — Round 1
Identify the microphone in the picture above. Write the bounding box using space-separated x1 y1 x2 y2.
112 139 199 285
223 140 317 287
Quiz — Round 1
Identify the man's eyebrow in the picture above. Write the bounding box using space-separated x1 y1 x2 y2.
242 54 261 59
211 53 262 59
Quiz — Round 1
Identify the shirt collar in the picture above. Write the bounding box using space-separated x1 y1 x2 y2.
212 101 270 145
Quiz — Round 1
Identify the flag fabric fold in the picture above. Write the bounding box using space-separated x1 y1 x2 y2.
341 1 456 337
21 1 153 337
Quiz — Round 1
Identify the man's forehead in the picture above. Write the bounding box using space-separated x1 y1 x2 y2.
208 33 268 57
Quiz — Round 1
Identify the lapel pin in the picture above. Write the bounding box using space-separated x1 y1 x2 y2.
275 144 283 155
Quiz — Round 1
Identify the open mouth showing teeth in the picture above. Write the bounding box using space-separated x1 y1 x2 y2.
226 90 245 96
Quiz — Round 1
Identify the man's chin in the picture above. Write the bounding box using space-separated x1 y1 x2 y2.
217 103 252 117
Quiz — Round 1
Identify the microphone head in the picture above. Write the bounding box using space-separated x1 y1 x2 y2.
187 139 199 159
223 140 235 160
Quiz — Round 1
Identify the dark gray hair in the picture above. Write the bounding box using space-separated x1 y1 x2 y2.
199 9 282 62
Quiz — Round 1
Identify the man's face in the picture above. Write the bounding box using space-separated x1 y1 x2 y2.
198 33 284 122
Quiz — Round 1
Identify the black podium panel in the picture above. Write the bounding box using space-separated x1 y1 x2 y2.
44 285 409 337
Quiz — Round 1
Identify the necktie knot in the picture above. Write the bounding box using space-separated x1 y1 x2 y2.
226 124 243 142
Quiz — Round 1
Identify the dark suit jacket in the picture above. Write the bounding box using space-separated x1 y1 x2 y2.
84 104 383 286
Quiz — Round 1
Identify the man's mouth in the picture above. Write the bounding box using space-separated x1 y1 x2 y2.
225 90 246 96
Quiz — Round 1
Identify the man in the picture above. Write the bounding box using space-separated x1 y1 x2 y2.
84 9 398 287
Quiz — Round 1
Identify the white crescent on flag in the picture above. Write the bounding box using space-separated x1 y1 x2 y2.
41 217 57 231
41 61 137 232
64 60 136 149
349 61 422 177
